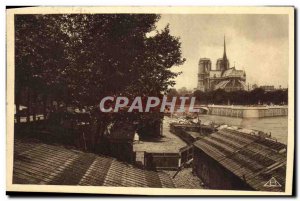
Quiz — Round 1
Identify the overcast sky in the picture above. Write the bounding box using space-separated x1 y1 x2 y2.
155 14 289 90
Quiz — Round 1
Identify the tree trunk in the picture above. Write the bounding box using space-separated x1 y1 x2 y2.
43 94 48 120
94 116 109 153
15 90 21 124
26 87 31 124
32 91 37 122
95 120 103 144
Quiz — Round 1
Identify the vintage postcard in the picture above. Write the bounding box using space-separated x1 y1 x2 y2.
6 6 294 196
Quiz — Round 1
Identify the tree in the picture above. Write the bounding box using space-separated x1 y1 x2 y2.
63 15 185 138
250 88 265 104
15 14 186 141
167 88 179 99
15 15 69 123
192 88 288 106
211 89 227 104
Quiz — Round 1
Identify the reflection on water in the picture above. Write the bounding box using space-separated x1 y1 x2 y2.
198 115 288 144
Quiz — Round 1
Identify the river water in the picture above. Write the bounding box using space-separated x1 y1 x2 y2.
198 115 288 144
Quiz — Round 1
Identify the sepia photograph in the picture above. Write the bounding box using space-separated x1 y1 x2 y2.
6 6 294 196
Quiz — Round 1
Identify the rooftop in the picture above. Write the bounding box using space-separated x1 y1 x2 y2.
13 139 175 188
222 68 245 77
194 128 287 192
165 168 205 189
199 58 211 61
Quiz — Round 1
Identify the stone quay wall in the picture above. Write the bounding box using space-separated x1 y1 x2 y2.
207 105 288 118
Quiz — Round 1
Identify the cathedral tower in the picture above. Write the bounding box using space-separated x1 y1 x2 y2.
197 58 211 91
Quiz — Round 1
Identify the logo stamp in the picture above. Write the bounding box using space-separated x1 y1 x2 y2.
264 177 282 188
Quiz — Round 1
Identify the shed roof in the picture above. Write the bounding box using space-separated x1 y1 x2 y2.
13 139 174 188
194 128 287 192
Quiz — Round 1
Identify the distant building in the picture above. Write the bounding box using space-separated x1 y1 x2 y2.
197 37 246 92
252 85 286 92
260 85 275 92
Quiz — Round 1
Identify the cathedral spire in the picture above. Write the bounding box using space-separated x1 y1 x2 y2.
220 35 229 72
223 35 227 60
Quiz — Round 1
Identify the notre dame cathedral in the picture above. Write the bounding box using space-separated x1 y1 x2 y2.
197 37 246 92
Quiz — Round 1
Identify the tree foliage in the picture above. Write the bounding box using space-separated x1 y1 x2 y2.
15 14 186 138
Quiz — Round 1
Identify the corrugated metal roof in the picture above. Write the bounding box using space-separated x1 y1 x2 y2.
13 139 174 188
165 168 205 189
194 128 286 192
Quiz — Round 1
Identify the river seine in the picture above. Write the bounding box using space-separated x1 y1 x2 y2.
198 115 288 144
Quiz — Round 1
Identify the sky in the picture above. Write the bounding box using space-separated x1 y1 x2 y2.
154 14 289 90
